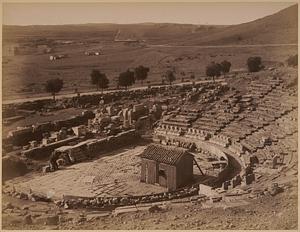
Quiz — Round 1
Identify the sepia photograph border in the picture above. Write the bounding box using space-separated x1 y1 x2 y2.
0 0 299 231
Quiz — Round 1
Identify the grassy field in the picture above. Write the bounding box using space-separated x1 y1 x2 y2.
2 43 297 101
2 4 297 101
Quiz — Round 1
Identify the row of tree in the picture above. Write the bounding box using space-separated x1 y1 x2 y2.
44 60 230 100
91 65 150 92
205 60 231 81
44 56 275 100
205 57 266 79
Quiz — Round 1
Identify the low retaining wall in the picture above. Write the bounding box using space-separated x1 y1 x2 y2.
4 183 199 210
87 129 140 157
21 129 139 160
21 136 79 159
57 185 199 209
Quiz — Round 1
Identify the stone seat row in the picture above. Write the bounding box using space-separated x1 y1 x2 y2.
194 119 225 129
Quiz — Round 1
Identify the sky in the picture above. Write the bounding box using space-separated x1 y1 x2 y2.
3 2 296 26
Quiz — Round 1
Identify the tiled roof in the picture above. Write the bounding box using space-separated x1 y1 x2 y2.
140 144 192 165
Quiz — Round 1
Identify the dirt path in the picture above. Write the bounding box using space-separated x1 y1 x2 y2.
2 181 297 230
148 43 298 49
3 79 225 105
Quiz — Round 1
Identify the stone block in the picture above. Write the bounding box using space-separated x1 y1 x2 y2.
244 173 255 185
36 214 59 225
113 206 139 215
23 214 32 224
198 184 217 197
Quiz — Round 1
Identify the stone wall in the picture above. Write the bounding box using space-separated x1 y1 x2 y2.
21 136 79 159
6 111 94 147
3 184 199 210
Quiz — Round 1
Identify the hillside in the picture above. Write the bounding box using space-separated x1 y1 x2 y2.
183 4 298 45
3 4 298 45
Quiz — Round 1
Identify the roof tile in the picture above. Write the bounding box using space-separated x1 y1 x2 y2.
140 144 192 165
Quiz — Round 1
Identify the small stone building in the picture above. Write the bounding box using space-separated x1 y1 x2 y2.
140 144 194 191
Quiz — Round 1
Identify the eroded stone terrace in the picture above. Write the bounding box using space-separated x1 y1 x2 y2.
153 74 297 191
2 70 298 209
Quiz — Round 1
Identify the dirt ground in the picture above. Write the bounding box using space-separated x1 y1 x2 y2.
4 145 215 199
2 140 297 230
2 176 297 230
4 146 163 198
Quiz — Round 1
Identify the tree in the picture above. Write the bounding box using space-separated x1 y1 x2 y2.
164 70 176 85
216 63 222 74
134 65 150 85
247 56 263 72
287 54 298 67
90 69 109 93
206 62 221 81
45 78 63 101
118 69 135 90
220 60 231 77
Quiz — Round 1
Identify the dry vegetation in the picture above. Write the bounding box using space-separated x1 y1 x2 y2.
2 43 298 101
2 4 297 101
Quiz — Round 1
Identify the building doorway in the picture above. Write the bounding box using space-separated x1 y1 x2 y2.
158 168 167 187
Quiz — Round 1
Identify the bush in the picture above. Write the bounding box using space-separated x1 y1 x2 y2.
287 54 298 67
118 69 135 89
206 62 221 80
247 57 263 72
45 78 63 100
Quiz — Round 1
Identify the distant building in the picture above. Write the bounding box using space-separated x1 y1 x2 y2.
49 55 57 61
140 144 194 191
3 44 18 56
49 54 67 61
84 51 101 56
114 29 139 43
